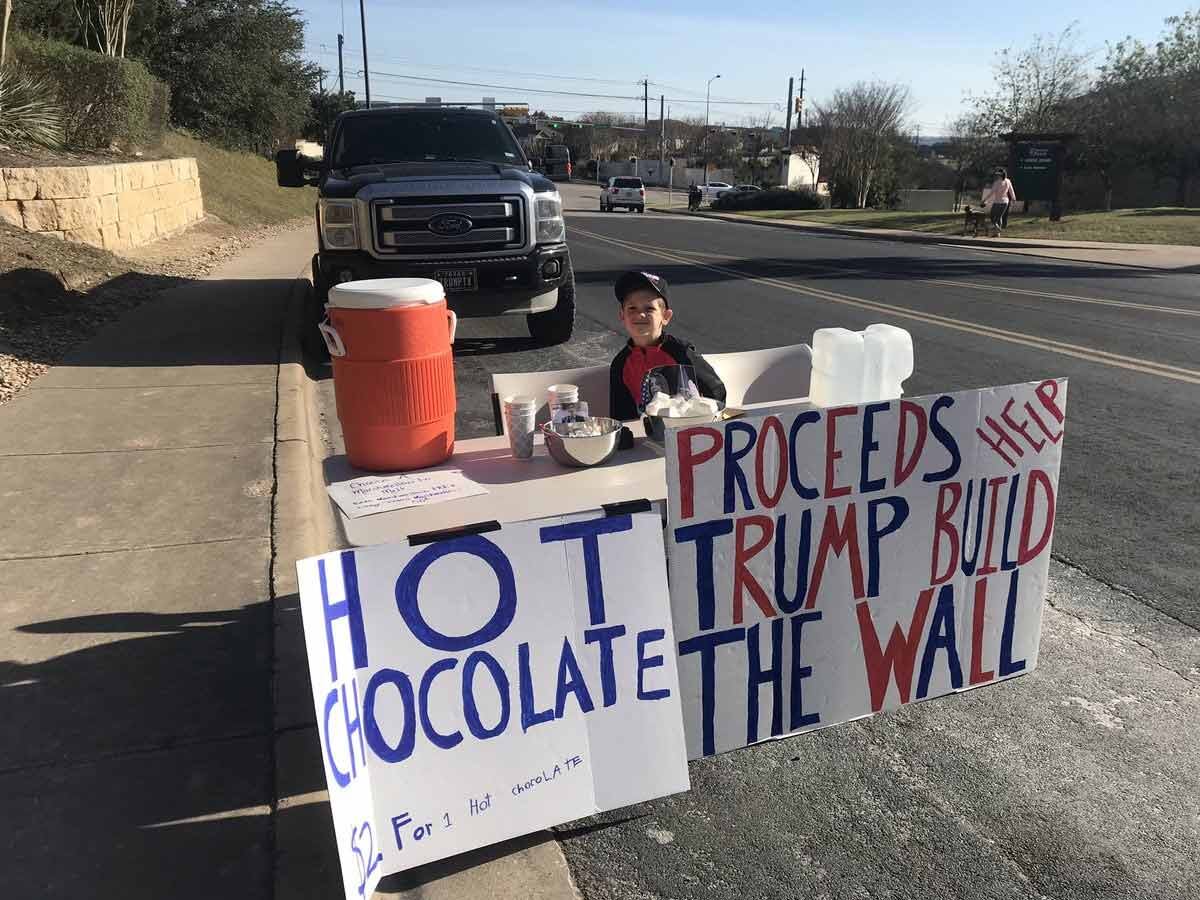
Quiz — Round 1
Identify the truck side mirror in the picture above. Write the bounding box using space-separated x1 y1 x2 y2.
276 149 319 188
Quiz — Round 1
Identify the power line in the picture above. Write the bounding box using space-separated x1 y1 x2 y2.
314 50 779 107
308 46 638 86
365 69 778 105
366 70 638 99
648 80 764 104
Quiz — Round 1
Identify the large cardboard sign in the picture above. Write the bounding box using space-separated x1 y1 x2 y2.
297 512 690 900
665 381 1066 758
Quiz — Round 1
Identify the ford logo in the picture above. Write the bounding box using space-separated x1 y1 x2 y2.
428 213 473 236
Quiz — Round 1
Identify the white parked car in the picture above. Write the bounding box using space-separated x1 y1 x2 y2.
699 181 733 201
600 176 646 213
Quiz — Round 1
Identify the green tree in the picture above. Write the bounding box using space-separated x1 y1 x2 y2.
140 0 318 153
304 88 356 142
9 0 77 42
1100 9 1200 205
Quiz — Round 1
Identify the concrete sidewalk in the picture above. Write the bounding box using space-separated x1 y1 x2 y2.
652 205 1200 272
0 227 312 899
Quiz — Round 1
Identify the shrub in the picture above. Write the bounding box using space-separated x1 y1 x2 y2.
712 188 828 212
10 33 170 150
0 66 64 149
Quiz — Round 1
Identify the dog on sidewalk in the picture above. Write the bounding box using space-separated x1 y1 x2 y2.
962 204 991 237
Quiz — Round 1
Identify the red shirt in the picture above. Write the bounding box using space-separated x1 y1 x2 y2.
622 342 677 409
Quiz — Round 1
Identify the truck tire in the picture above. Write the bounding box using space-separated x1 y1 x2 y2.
527 262 576 346
304 255 331 361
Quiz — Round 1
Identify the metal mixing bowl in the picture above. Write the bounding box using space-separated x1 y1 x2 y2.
541 418 622 467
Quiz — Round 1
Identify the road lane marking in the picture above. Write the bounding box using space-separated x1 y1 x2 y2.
568 224 1200 385
571 229 1200 319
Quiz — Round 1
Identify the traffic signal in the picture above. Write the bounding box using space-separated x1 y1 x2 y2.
794 96 804 115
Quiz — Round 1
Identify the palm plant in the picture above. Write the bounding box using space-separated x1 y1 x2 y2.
0 65 64 149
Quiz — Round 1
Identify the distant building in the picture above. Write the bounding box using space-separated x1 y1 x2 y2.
783 147 822 191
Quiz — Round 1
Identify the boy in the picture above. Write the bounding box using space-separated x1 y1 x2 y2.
609 269 726 421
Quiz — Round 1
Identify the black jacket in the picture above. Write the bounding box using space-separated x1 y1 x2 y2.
609 334 727 422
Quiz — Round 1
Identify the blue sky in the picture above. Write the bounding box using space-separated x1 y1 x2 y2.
295 0 1188 133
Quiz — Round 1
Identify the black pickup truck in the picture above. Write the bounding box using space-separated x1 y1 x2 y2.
276 106 575 346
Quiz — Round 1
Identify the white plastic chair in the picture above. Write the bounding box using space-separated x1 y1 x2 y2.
702 343 812 407
490 364 611 436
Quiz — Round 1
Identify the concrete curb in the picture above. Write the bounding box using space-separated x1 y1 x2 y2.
272 278 341 588
650 206 1189 272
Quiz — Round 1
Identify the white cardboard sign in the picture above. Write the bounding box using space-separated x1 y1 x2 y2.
664 380 1066 759
296 511 690 900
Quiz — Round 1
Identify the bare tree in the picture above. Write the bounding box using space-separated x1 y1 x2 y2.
1 0 12 68
73 0 136 57
816 81 910 208
970 24 1091 136
945 112 1005 207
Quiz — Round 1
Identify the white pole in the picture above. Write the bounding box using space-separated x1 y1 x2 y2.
705 74 720 188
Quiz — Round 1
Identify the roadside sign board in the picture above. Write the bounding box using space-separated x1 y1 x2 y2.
664 381 1066 758
1012 142 1062 202
297 511 690 900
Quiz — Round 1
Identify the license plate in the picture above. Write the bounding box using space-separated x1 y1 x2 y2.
433 268 477 293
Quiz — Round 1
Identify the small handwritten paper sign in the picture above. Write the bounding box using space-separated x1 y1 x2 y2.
327 470 488 519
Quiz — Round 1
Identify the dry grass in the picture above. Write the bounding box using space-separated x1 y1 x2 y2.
162 131 317 227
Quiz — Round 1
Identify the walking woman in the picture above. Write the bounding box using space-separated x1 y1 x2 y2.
986 167 1016 236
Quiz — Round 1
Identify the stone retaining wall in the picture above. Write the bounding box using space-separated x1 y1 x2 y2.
0 158 204 253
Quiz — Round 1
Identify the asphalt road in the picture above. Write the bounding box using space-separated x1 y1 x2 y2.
442 187 1200 900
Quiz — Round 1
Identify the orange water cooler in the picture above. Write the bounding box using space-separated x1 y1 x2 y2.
319 278 457 471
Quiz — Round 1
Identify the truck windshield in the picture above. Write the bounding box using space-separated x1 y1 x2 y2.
331 112 524 168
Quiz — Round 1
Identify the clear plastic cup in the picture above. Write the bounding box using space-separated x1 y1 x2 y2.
547 383 579 407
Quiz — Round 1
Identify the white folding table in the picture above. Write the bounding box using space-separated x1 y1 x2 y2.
330 399 812 547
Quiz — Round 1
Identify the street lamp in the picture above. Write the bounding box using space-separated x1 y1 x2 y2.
704 74 720 186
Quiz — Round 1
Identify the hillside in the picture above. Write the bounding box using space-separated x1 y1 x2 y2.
162 131 317 226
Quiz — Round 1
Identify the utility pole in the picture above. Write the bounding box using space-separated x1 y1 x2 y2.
781 75 794 187
337 33 345 94
358 0 371 108
797 68 805 130
659 94 665 185
667 104 673 206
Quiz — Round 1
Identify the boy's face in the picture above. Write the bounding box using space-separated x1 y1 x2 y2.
619 288 673 346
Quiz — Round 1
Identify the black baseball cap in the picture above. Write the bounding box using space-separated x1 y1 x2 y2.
614 270 670 308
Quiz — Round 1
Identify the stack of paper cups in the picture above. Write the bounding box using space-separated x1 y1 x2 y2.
503 395 538 459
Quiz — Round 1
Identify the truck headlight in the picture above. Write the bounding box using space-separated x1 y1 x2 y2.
320 200 358 250
535 192 565 243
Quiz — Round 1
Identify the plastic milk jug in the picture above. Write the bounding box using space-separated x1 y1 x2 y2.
809 324 913 407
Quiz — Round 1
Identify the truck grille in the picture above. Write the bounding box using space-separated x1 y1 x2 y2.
374 195 525 255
